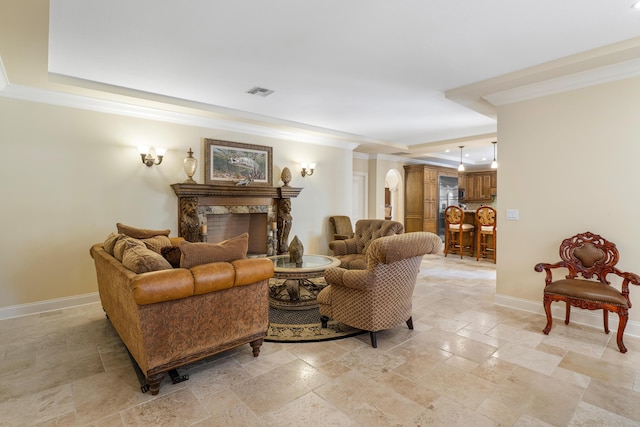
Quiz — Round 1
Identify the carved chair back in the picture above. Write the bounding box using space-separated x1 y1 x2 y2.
476 206 496 229
535 231 640 353
557 232 619 285
445 206 464 225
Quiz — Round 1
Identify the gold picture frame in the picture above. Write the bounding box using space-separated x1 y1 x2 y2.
204 138 273 186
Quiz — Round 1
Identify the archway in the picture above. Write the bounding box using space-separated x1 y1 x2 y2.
384 169 402 221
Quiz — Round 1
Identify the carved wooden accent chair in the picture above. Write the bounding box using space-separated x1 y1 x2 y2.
318 232 443 348
329 215 354 241
444 206 474 259
475 206 496 263
534 232 640 353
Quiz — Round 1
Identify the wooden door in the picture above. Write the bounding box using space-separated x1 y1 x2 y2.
404 165 424 232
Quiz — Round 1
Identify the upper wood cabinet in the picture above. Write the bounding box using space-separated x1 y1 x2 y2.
459 170 497 202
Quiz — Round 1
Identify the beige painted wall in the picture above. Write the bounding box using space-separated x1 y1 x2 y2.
0 0 358 311
0 96 353 309
496 75 640 322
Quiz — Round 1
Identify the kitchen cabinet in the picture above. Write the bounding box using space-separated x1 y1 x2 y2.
460 171 496 202
404 164 457 233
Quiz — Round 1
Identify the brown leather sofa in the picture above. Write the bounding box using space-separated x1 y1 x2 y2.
329 219 404 269
90 239 274 395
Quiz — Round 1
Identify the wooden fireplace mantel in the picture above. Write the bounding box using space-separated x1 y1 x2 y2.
171 183 302 199
171 183 303 246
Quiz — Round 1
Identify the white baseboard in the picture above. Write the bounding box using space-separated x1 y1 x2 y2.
0 292 100 320
494 294 640 338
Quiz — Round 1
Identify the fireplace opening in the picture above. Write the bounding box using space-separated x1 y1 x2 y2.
205 213 268 256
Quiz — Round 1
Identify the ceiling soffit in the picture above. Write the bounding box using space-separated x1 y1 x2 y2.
447 36 640 113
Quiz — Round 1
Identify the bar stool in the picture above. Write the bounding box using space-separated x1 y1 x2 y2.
444 206 474 259
475 206 497 263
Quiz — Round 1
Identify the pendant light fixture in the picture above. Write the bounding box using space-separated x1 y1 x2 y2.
457 146 465 172
490 141 498 169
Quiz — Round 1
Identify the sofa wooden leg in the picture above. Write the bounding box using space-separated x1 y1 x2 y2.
147 373 165 396
250 338 263 357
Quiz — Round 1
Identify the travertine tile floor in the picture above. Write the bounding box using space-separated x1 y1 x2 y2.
2 253 640 426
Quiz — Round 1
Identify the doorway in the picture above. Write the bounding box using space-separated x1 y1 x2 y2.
384 169 401 221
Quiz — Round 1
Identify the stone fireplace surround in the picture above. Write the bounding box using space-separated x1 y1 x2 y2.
171 183 302 256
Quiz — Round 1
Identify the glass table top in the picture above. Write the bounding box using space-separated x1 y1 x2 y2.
270 254 339 271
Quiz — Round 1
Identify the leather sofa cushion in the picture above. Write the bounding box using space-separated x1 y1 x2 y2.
179 233 248 268
546 279 628 307
232 258 274 286
131 268 194 305
122 244 173 274
191 262 235 294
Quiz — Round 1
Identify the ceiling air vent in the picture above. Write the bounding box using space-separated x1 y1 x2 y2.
246 86 274 97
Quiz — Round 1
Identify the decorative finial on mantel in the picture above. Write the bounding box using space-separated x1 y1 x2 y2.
281 167 292 187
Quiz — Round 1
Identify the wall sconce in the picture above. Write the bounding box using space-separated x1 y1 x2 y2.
138 146 166 167
301 162 316 177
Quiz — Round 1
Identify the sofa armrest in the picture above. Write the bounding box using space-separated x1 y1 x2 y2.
325 267 375 291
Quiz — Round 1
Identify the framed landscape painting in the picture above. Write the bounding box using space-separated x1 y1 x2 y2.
204 139 272 186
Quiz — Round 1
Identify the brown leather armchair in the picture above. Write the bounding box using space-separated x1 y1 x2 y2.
329 215 354 240
329 219 404 269
534 231 640 353
318 232 443 347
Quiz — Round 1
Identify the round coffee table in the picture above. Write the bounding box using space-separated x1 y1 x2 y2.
268 254 340 310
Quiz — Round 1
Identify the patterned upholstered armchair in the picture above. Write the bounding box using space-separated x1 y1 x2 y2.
318 232 443 347
329 215 354 240
329 219 404 269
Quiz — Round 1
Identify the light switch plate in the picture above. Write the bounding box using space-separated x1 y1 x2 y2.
506 209 519 220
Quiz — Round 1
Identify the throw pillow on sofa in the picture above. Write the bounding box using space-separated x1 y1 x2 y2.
179 233 249 269
103 232 124 255
161 245 182 268
116 223 170 239
141 235 172 254
116 223 172 254
113 236 145 261
122 244 173 274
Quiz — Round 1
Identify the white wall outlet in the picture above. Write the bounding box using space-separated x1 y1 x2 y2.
506 209 519 220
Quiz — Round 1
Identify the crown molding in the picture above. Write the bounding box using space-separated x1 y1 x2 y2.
447 37 640 113
0 62 361 150
485 58 640 106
